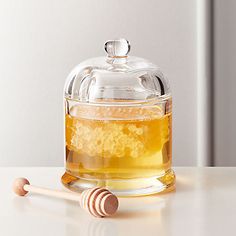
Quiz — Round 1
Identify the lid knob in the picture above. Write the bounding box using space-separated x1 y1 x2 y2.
104 39 130 58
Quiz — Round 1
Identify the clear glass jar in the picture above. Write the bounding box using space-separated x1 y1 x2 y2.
61 39 175 196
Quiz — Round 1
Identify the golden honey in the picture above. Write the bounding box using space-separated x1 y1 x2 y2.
62 100 175 195
62 39 175 196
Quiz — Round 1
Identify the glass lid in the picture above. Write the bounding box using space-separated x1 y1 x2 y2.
64 38 171 105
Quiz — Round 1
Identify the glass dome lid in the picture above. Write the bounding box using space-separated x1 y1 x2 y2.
64 38 171 105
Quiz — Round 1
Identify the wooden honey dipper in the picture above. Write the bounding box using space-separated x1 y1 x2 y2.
13 178 119 217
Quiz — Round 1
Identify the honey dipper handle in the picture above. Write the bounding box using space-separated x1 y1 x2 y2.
24 184 81 202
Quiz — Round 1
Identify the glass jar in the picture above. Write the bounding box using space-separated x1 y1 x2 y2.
61 39 175 196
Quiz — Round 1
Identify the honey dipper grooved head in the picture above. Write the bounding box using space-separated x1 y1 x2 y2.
80 188 119 217
13 178 30 196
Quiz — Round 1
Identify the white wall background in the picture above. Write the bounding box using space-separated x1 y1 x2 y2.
0 0 197 166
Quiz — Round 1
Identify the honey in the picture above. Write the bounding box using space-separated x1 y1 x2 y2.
62 100 174 195
62 38 175 196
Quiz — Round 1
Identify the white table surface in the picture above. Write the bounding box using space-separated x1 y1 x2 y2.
0 167 235 236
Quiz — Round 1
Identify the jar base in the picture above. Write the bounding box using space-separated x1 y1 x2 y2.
61 169 175 197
